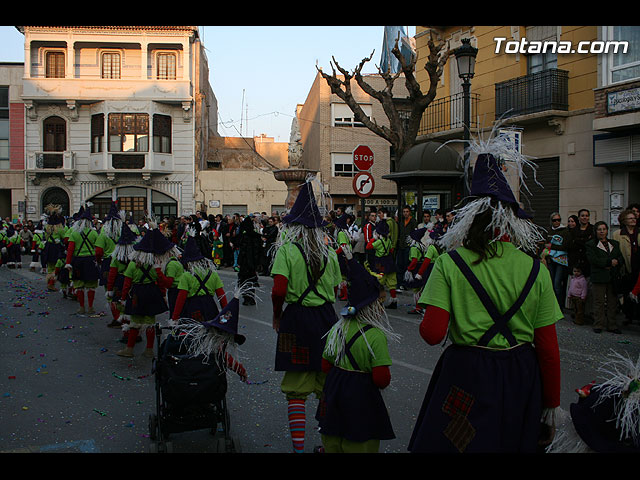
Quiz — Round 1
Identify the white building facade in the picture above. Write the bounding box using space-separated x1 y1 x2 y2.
18 25 215 221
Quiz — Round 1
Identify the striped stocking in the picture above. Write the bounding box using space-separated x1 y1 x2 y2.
287 399 306 453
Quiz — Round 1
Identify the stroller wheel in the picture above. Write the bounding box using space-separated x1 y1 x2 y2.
149 414 158 441
216 436 240 453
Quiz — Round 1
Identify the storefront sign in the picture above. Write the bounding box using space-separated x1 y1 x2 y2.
607 87 640 113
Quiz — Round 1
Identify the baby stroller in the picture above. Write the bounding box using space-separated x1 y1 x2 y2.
148 323 240 453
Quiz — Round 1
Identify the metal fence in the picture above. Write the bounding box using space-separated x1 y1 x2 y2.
417 91 479 136
495 68 569 118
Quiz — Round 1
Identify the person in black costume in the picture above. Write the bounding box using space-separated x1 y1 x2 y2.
236 215 262 305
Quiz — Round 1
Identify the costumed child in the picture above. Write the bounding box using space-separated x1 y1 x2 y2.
404 227 430 315
408 125 563 453
211 228 224 268
116 220 180 358
0 221 7 267
316 251 400 453
155 246 184 318
333 214 351 302
30 220 45 272
4 224 21 268
54 244 72 299
170 234 227 323
172 282 252 383
365 220 398 309
106 222 139 331
95 201 124 327
41 205 66 291
65 205 100 314
546 351 640 453
407 229 444 315
270 176 342 454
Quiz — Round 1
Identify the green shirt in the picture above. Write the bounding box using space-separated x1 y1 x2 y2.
425 244 440 262
271 242 341 307
418 242 562 349
409 245 424 261
323 320 392 372
110 257 129 275
123 261 158 284
371 237 393 258
95 232 116 258
68 228 98 257
176 270 223 297
336 230 349 247
164 258 185 289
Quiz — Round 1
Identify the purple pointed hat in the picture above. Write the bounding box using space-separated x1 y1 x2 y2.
180 235 204 264
470 153 531 219
282 180 328 228
340 257 383 317
201 296 246 345
104 201 120 221
333 214 349 231
374 219 389 236
410 227 429 243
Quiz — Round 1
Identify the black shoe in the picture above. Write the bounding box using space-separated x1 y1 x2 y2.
607 328 622 334
386 301 397 310
593 328 602 334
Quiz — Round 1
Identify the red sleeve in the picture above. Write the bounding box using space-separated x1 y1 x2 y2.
225 352 246 379
335 246 343 255
419 305 450 345
215 288 227 308
372 366 391 389
632 274 640 296
533 323 561 408
366 239 375 250
417 257 431 277
172 289 189 320
407 258 418 272
120 276 133 299
107 266 118 291
65 241 75 264
321 357 333 374
154 268 174 289
95 246 103 263
272 274 288 315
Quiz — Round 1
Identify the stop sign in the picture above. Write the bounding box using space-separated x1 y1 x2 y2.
353 145 374 171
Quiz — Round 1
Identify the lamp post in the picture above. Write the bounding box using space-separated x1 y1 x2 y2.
454 38 478 198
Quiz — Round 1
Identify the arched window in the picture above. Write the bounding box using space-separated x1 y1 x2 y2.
41 187 70 217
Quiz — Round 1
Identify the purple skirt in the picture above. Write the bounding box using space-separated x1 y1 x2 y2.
408 343 542 453
370 254 397 274
317 367 395 442
71 256 100 283
275 302 338 372
124 283 168 317
99 256 112 286
182 294 219 322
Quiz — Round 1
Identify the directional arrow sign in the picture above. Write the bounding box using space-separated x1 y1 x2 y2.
353 171 375 198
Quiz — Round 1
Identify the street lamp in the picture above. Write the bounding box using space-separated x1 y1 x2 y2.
454 38 478 198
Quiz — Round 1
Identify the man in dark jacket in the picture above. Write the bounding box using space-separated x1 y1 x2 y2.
396 205 417 288
236 215 262 305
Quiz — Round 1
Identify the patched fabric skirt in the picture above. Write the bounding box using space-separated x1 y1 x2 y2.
275 302 338 372
408 343 542 453
182 294 219 322
317 367 395 443
99 256 112 286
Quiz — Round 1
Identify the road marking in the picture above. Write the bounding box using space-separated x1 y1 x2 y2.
1 439 99 453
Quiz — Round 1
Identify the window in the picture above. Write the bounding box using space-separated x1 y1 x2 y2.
0 87 7 170
331 153 356 177
91 114 104 153
526 26 558 75
608 26 640 84
101 52 121 79
45 51 65 78
0 86 8 119
153 114 171 153
157 53 176 80
332 103 372 127
108 113 149 152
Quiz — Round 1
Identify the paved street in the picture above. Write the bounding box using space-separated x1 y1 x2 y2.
1 256 639 453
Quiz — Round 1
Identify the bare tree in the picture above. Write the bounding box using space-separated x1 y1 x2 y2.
316 29 449 160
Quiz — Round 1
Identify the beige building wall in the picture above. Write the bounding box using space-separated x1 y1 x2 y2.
197 135 288 216
415 25 604 225
298 72 404 212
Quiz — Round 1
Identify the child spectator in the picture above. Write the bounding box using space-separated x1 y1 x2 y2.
567 266 588 325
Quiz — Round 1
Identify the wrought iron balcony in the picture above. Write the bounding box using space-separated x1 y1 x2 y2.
417 91 479 136
495 68 569 119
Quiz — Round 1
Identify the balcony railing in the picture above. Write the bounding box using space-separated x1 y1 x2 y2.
417 92 479 136
27 151 76 171
495 68 569 119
